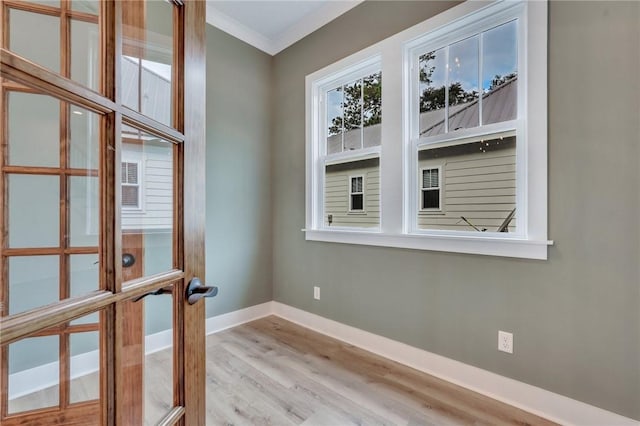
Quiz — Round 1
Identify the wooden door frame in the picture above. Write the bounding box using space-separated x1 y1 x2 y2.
0 1 206 425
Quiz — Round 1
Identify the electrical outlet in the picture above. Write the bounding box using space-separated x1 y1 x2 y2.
498 330 513 354
313 286 320 300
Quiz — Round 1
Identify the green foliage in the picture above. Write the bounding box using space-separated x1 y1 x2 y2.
328 72 382 136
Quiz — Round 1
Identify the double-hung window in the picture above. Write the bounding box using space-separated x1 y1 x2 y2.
306 0 549 259
309 57 382 229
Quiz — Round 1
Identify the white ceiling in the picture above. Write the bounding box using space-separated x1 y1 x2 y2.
206 1 363 55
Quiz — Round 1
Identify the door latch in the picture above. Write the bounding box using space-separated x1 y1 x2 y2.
186 278 218 305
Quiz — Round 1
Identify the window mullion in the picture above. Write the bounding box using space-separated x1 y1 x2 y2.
479 32 484 127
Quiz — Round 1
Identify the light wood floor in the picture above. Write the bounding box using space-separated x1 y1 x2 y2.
9 316 557 425
205 316 556 426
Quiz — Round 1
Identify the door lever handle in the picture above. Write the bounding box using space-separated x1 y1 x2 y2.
133 286 172 302
186 278 218 305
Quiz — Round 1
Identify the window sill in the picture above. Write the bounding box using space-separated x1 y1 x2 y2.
303 229 552 260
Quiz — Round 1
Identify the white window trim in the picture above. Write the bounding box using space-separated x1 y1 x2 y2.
305 0 551 260
419 166 442 213
348 174 366 214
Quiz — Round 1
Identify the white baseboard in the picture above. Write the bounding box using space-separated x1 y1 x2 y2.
205 302 273 335
271 301 639 426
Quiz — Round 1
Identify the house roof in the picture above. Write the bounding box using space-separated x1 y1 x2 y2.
325 77 517 154
420 77 517 137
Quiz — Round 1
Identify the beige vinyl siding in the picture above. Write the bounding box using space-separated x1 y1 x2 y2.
325 158 379 228
418 140 516 232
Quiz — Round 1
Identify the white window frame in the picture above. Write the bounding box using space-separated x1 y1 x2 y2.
305 0 550 260
419 166 442 213
348 174 366 213
121 159 143 211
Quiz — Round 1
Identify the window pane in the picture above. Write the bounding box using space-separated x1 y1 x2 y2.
8 92 60 168
325 159 379 228
8 336 59 414
419 48 446 136
69 104 100 169
71 19 100 91
122 0 174 126
343 78 362 151
326 87 343 154
482 21 518 125
121 129 174 276
9 174 60 248
351 194 363 210
423 190 440 209
363 72 382 148
9 9 60 73
8 255 59 315
69 176 99 247
448 35 479 131
417 136 516 232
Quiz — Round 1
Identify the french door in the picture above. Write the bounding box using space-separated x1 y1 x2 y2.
0 0 207 424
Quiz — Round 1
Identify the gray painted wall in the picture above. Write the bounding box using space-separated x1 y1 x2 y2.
204 25 273 317
272 1 640 420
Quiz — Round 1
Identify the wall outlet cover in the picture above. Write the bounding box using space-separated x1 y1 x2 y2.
498 330 513 354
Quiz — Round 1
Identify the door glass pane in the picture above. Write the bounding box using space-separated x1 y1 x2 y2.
70 330 100 404
71 0 99 14
8 92 60 168
69 176 99 247
21 0 60 7
121 129 174 276
71 19 100 91
9 8 60 73
8 335 59 414
8 174 60 248
69 104 100 169
143 293 174 424
121 0 174 126
70 254 100 297
8 255 59 315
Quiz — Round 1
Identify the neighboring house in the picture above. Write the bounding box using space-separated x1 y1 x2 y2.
418 78 517 232
324 78 517 232
325 157 380 228
121 140 173 232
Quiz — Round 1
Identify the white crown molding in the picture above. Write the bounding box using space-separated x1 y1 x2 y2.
206 1 364 56
206 3 277 55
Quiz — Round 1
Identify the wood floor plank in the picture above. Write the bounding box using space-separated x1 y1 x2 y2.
8 316 558 425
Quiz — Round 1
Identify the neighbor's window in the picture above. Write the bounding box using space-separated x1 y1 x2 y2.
349 175 364 211
121 161 140 208
305 1 548 259
420 167 441 210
